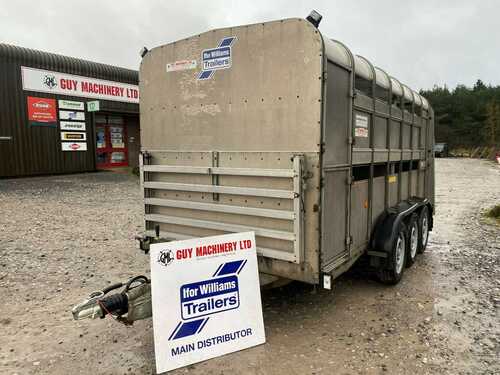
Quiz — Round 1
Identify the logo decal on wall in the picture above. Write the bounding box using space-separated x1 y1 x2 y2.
198 37 236 80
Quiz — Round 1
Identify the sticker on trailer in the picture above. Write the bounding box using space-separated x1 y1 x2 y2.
355 114 369 138
58 99 84 111
61 142 87 151
60 110 85 121
60 121 86 131
60 132 86 141
167 59 197 72
150 232 265 373
198 37 236 80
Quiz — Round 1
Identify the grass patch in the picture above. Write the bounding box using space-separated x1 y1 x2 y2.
485 205 500 224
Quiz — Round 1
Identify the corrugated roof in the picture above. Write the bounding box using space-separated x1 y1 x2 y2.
0 43 138 84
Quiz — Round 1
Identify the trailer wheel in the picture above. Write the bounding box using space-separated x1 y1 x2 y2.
405 214 419 267
417 206 430 253
378 224 406 285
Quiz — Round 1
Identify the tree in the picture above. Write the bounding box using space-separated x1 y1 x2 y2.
420 82 500 149
484 101 499 146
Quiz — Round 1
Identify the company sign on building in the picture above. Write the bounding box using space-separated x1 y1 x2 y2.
21 66 139 103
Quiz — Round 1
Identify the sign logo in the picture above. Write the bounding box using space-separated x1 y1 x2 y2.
33 101 50 109
198 37 236 80
61 142 87 151
43 74 58 89
158 249 175 267
169 260 246 341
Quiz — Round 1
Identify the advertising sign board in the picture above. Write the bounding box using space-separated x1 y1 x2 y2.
150 232 265 373
27 96 57 126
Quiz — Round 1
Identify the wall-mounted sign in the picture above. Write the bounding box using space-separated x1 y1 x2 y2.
87 100 100 112
167 59 197 72
27 96 57 126
61 142 87 151
21 66 139 104
58 99 84 111
150 232 265 373
60 110 85 121
61 132 86 141
60 121 86 131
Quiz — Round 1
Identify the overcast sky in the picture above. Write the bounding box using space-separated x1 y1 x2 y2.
1 0 497 90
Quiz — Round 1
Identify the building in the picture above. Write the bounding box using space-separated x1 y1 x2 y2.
0 43 140 178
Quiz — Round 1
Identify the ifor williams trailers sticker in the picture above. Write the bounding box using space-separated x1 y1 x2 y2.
198 37 236 80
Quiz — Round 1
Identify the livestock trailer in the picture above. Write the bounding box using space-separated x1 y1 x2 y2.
137 16 435 288
72 14 436 330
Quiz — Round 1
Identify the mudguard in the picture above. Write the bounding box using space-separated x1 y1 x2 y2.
369 198 431 264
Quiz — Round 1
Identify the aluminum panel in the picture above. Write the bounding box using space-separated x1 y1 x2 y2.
321 169 349 267
400 171 409 200
389 120 401 149
373 116 387 149
371 176 385 231
323 62 351 166
350 181 369 252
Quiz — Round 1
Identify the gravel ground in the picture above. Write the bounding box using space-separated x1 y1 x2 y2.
0 158 498 375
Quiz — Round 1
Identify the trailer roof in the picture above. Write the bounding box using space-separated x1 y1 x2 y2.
324 35 428 109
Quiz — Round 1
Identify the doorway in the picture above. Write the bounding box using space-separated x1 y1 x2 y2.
95 115 128 168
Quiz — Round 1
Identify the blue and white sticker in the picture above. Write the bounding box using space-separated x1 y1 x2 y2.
198 36 237 80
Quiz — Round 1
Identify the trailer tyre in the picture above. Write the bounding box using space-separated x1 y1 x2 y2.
378 224 406 285
417 206 430 253
405 214 419 268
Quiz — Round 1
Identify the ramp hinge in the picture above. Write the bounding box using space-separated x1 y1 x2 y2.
346 174 352 185
348 136 355 145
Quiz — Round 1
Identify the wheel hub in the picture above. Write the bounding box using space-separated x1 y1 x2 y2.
422 216 429 246
410 225 418 258
395 235 405 274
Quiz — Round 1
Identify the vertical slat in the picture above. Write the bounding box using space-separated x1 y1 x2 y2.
293 155 304 263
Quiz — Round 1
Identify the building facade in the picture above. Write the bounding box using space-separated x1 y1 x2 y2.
0 44 139 177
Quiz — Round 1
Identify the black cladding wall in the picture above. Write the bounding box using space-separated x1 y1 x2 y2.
0 44 139 177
